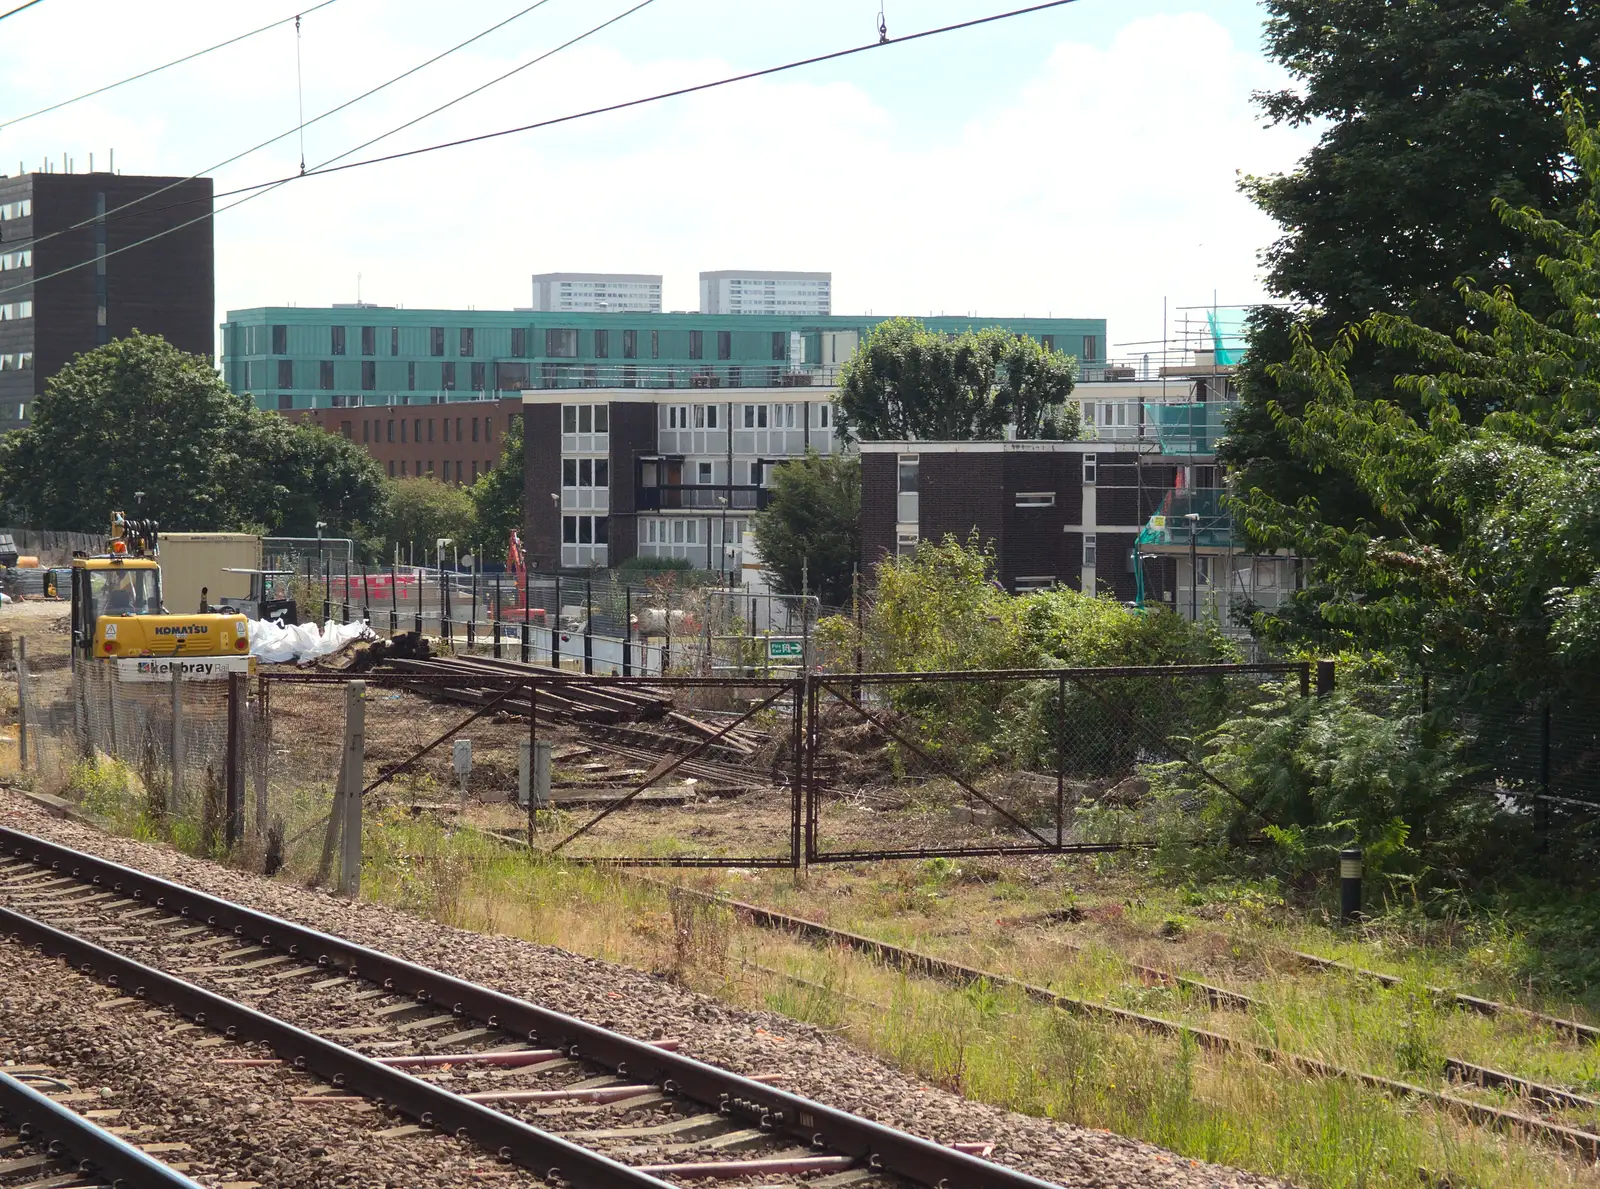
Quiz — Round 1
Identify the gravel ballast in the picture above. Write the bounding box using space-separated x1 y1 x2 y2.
0 934 549 1188
0 788 1286 1189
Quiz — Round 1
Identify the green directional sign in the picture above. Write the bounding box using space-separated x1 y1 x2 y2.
767 638 804 660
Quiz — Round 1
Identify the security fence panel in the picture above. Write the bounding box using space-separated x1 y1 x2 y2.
804 663 1310 862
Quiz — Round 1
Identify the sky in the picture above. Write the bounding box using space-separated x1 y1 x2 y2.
0 0 1315 362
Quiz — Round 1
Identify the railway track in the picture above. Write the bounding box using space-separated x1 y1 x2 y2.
0 1065 203 1189
632 876 1600 1161
0 825 1059 1189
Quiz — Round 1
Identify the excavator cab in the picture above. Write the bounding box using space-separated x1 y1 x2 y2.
70 512 251 663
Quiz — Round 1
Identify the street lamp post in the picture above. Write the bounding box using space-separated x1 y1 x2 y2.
1184 512 1200 622
717 495 729 585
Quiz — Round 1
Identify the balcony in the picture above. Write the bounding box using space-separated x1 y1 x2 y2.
636 484 771 512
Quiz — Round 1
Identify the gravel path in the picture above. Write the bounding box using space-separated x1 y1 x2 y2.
0 788 1288 1189
0 931 549 1188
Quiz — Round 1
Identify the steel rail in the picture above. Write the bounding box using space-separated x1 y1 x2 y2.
0 1067 208 1189
0 827 1063 1189
0 906 675 1189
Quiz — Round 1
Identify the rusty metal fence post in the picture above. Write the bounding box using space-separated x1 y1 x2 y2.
338 680 366 896
224 671 244 848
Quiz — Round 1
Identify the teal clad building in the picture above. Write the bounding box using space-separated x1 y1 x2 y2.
219 307 1109 411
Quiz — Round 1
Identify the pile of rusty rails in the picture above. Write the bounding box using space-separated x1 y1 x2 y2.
379 655 773 779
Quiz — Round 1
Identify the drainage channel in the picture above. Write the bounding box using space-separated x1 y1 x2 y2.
0 826 1059 1189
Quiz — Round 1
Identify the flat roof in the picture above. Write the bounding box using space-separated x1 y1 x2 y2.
521 387 835 405
698 270 831 281
857 440 1098 453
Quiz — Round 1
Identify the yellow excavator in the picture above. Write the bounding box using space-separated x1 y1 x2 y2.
70 512 252 668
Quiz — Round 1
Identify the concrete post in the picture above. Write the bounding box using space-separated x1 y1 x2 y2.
15 636 29 770
534 740 551 810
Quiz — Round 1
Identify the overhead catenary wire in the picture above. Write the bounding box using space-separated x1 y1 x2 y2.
0 0 341 131
3 0 564 258
0 0 1081 301
0 0 46 22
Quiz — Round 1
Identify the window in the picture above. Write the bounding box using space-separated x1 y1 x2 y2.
430 327 445 357
319 361 334 389
407 361 416 390
595 404 609 432
668 405 689 430
400 420 407 443
771 331 786 361
1015 491 1055 508
414 419 421 442
443 418 451 442
361 326 376 356
361 361 376 391
1196 556 1213 587
277 359 294 387
441 362 456 390
471 362 485 391
1041 335 1055 352
743 404 768 429
455 461 463 482
401 461 408 476
511 327 527 358
455 417 462 439
1083 534 1097 566
272 325 287 354
387 420 395 443
691 404 719 429
495 362 530 391
623 329 637 359
594 329 609 358
362 420 370 443
472 418 480 443
717 330 731 360
547 329 578 357
698 461 713 484
1082 334 1098 361
689 330 703 359
331 326 346 355
896 531 918 558
427 419 435 442
459 328 474 356
339 421 352 440
277 393 293 410
1014 576 1056 593
391 327 399 355
388 460 395 477
819 404 830 428
563 458 577 486
897 457 919 494
1083 453 1097 484
651 330 659 359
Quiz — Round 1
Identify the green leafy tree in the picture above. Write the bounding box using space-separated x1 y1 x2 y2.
750 450 860 606
468 416 523 563
380 477 477 565
1224 0 1600 529
0 332 383 538
1236 101 1600 707
834 318 1080 442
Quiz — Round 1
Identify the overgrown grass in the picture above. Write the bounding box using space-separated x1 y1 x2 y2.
347 813 1600 1189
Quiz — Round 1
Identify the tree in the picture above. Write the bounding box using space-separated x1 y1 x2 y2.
245 414 386 541
834 318 1080 442
468 416 523 563
1224 1 1600 528
0 332 385 539
750 450 860 606
380 477 477 565
1235 101 1600 706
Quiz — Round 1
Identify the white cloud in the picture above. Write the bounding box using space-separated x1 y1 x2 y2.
0 3 1313 353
